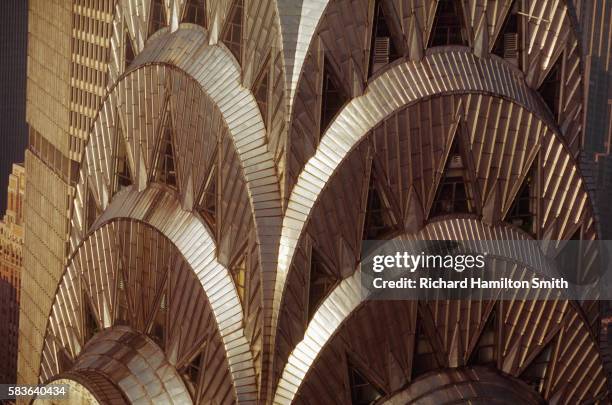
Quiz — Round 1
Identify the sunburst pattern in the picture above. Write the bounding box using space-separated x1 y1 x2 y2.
42 220 236 403
28 1 605 404
275 219 607 404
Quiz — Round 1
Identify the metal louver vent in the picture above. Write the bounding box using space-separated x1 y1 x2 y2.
372 37 390 74
503 33 519 65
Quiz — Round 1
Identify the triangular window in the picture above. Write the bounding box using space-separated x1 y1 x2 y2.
538 57 562 120
183 352 203 395
57 348 73 373
369 0 400 76
431 137 475 216
85 188 100 231
521 336 555 392
506 163 537 236
229 246 247 306
197 164 217 232
113 124 132 193
348 361 384 405
492 1 520 67
468 310 497 366
252 62 270 126
412 315 440 378
222 0 243 63
124 29 135 69
307 248 338 321
152 107 178 188
320 58 348 135
115 268 130 325
362 168 398 240
149 0 167 36
83 295 100 342
182 0 206 27
149 291 167 348
428 0 468 47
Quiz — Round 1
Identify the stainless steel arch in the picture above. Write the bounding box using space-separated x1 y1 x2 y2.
70 25 283 402
127 28 284 359
50 185 258 403
382 366 543 404
124 26 285 397
56 327 191 404
275 48 592 358
94 185 259 403
273 218 607 403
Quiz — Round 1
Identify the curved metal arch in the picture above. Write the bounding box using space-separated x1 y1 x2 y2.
382 366 543 404
55 327 191 404
73 26 281 240
74 26 280 215
93 185 259 402
273 218 608 403
126 25 284 396
275 48 593 354
72 25 283 396
50 185 258 403
122 26 283 314
39 375 125 405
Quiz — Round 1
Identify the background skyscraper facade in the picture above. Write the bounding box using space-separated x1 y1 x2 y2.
0 163 25 385
18 0 611 404
0 0 28 210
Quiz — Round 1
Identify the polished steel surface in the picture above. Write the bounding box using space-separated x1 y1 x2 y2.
276 50 593 372
274 218 606 403
23 1 608 404
46 185 256 403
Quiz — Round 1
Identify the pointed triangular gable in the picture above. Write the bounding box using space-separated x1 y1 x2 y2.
85 187 100 231
431 134 477 217
183 352 204 393
369 0 401 76
147 280 168 349
152 105 178 188
222 0 244 63
228 242 248 306
429 0 468 47
114 266 131 325
149 0 167 36
182 0 206 27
